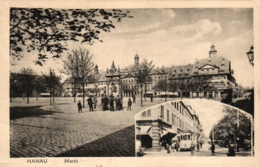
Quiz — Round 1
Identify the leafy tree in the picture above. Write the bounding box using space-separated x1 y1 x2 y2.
209 106 251 144
18 67 36 104
42 68 62 105
131 59 154 107
60 48 95 108
10 72 19 103
190 76 211 98
10 8 132 65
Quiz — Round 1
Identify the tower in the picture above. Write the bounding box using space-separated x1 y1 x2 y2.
94 65 99 74
209 44 217 58
134 54 139 65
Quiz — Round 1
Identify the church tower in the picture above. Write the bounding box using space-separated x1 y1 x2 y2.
94 65 99 74
134 54 139 65
209 44 217 58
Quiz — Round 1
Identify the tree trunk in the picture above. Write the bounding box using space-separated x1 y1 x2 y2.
53 88 55 102
50 91 52 105
74 83 76 103
141 85 143 107
82 84 85 108
27 91 29 104
144 84 146 102
10 91 13 103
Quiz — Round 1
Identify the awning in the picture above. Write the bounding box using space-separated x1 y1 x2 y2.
162 127 178 138
136 126 151 135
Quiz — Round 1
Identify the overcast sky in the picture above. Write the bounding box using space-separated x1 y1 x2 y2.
184 99 225 137
11 8 254 87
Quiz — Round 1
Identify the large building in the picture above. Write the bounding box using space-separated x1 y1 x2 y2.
62 44 236 102
135 100 204 151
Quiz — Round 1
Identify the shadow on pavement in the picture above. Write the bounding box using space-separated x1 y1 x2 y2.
10 106 62 120
56 125 135 157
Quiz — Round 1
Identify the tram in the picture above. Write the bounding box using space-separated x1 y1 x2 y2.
179 132 192 151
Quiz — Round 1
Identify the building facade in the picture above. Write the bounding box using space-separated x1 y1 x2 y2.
62 45 236 101
135 100 204 151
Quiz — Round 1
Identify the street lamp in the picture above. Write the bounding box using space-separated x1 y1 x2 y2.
246 45 254 66
94 83 98 96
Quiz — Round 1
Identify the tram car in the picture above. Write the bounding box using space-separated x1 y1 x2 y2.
179 132 192 151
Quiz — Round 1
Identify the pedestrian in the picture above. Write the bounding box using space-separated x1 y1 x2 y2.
211 142 215 155
197 143 200 152
133 94 136 103
120 96 123 110
87 96 93 112
77 100 82 113
93 95 97 110
115 95 120 111
150 94 153 102
104 95 109 111
200 142 203 148
227 144 236 156
127 98 132 110
110 95 114 111
175 141 179 152
190 143 195 156
166 143 171 154
172 142 175 152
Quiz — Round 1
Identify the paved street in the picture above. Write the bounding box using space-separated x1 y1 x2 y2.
140 143 252 157
10 96 171 157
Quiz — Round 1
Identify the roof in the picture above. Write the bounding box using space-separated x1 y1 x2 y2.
192 57 231 75
169 64 194 79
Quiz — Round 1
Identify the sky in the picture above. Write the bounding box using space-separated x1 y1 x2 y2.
184 99 225 137
10 8 254 88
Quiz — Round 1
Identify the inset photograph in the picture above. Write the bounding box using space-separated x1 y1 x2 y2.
135 99 253 157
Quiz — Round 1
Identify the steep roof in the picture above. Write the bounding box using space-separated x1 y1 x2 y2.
169 64 194 79
192 57 231 75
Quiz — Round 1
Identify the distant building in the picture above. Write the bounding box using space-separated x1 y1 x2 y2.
62 45 236 101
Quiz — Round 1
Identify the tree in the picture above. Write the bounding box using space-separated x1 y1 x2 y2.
42 68 62 105
10 72 19 103
154 66 173 102
18 67 36 104
190 76 211 98
131 59 154 107
209 106 251 145
60 48 95 108
10 8 132 65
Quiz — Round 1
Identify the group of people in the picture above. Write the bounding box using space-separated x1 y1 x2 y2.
77 94 135 112
77 96 98 113
210 142 236 156
101 94 123 111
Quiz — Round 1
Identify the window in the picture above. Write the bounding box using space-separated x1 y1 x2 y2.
167 110 170 122
142 111 146 117
160 106 164 119
147 109 151 116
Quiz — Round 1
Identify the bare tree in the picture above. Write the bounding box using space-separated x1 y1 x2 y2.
61 48 95 108
42 68 62 105
131 59 154 107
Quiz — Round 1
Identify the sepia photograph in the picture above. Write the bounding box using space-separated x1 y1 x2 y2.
2 2 258 166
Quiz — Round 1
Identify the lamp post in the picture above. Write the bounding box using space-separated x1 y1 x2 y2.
246 45 254 66
95 83 98 96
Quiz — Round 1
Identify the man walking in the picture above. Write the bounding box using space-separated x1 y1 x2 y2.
110 95 115 111
93 95 97 110
77 100 82 113
87 96 93 112
211 142 215 155
127 98 132 111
